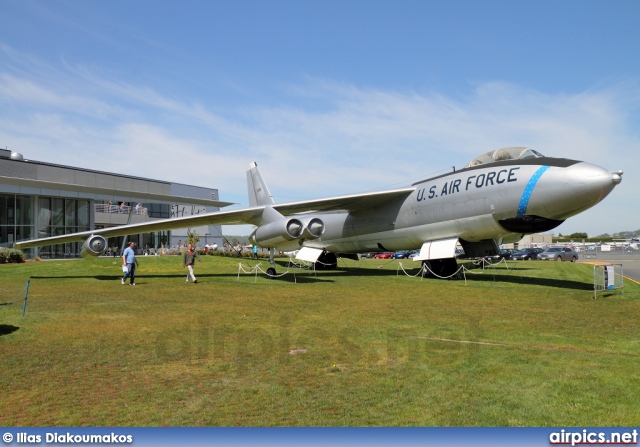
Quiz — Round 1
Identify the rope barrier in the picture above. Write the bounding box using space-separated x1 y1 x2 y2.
286 258 314 269
235 255 517 285
394 258 516 284
422 263 465 281
236 255 364 284
0 278 30 316
469 257 512 271
0 280 28 306
397 262 425 278
237 260 314 283
395 261 465 281
337 256 362 271
237 262 293 282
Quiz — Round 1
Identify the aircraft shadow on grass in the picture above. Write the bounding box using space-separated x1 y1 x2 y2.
464 271 593 291
28 273 336 285
28 262 593 290
0 324 20 336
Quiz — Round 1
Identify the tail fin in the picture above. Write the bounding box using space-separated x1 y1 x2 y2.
246 162 275 207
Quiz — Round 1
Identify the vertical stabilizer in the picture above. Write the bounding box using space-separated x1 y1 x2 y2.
247 162 275 207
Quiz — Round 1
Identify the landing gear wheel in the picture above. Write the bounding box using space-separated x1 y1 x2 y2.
315 251 338 270
435 258 459 277
422 258 458 279
265 267 277 279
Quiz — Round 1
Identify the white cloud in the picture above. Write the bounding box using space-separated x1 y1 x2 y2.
0 49 638 237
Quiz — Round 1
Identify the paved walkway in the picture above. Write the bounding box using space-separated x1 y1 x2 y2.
580 251 640 284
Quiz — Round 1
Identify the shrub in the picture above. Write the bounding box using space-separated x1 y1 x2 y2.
0 248 26 264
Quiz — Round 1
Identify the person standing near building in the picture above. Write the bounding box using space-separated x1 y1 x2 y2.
252 244 259 259
183 243 202 283
122 241 138 285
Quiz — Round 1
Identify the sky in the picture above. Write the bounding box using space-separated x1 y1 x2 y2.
1 0 639 237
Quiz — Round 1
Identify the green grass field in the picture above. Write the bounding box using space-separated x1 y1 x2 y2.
1 255 639 426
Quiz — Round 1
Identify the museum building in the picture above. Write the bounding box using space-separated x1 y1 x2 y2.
0 148 229 258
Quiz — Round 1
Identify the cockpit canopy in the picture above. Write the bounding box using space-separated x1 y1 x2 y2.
465 147 544 168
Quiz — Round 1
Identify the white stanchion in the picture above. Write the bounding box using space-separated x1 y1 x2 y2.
237 258 318 283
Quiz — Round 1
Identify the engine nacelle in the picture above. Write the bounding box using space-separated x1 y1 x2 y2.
299 217 325 239
249 217 325 249
80 235 108 259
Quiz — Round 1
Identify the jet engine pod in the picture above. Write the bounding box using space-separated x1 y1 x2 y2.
80 235 108 259
300 217 324 239
249 218 304 248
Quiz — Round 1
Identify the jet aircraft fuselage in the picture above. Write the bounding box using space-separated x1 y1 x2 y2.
14 147 622 277
269 155 621 258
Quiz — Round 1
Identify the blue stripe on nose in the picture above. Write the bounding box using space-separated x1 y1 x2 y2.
517 166 550 217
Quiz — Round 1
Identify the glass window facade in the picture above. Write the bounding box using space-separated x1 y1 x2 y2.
146 203 171 218
0 194 33 245
34 197 91 258
0 195 92 258
3 194 204 259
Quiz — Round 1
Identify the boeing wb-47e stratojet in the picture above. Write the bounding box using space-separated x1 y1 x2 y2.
14 147 623 278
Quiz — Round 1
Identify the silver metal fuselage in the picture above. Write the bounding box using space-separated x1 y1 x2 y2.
12 155 621 260
294 158 620 253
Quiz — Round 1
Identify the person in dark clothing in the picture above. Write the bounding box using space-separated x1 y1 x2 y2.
183 244 202 283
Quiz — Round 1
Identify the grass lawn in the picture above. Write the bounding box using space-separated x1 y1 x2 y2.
1 255 639 426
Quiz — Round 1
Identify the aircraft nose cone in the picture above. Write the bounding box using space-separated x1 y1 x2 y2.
571 162 619 207
527 161 621 221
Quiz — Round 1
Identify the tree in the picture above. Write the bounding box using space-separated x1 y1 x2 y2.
569 232 588 239
186 229 201 246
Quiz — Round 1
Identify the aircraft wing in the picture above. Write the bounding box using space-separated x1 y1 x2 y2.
13 207 266 249
272 187 416 215
13 187 415 250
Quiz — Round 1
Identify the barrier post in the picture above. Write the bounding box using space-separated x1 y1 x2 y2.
22 279 30 316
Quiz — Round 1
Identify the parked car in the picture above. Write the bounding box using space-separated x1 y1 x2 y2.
392 250 418 259
537 247 579 262
490 249 514 260
511 247 544 260
373 252 394 259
